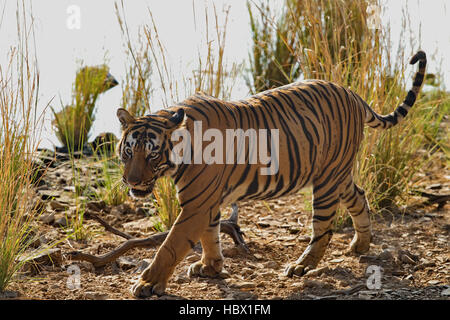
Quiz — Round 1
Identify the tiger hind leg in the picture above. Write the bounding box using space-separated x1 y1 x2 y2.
188 211 227 278
285 182 341 277
339 178 372 254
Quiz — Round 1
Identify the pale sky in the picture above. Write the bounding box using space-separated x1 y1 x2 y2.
0 0 449 149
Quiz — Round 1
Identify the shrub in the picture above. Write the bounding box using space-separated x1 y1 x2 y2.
52 65 118 151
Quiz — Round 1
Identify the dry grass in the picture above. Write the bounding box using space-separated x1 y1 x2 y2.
248 0 449 214
0 0 43 292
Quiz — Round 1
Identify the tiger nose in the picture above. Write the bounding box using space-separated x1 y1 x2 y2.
127 175 142 186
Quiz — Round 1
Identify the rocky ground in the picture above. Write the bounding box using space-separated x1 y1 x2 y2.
2 147 449 300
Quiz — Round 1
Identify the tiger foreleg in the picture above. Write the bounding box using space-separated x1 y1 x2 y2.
131 208 209 298
188 212 229 278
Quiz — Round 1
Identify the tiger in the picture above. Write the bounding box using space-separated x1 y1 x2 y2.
116 51 426 297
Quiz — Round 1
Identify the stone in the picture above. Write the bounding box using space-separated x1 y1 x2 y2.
123 216 161 234
54 215 68 228
86 200 106 212
305 266 329 277
263 261 279 269
117 256 139 270
38 190 61 201
0 291 20 299
39 212 55 225
378 249 394 261
49 200 68 211
85 292 109 300
231 281 256 289
359 255 379 264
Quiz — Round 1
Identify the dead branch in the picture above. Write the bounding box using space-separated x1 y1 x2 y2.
68 205 248 268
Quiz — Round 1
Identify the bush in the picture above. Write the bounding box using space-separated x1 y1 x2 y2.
52 65 118 151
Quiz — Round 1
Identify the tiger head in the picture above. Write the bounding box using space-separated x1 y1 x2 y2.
116 108 185 198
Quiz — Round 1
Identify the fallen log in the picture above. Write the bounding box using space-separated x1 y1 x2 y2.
68 205 248 268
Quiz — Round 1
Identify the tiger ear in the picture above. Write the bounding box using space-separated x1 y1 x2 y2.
117 108 135 129
167 108 186 130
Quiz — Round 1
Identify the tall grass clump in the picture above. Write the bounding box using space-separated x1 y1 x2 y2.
248 0 449 213
0 1 43 292
52 64 118 152
246 0 300 93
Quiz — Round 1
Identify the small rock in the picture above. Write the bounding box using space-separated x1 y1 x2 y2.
38 190 61 200
49 200 68 211
53 215 68 228
305 266 329 277
231 281 256 289
86 200 106 212
0 291 20 299
263 261 279 269
303 279 329 289
136 207 149 216
378 249 394 261
413 261 436 271
117 256 139 270
288 226 301 234
330 258 344 263
39 212 55 225
63 186 76 193
241 268 254 277
359 255 379 264
257 221 270 228
427 280 440 285
85 292 109 300
231 291 257 300
297 235 311 242
116 203 133 215
122 217 160 234
398 251 417 265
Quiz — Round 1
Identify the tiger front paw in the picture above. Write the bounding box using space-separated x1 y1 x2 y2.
131 263 170 298
284 263 314 278
131 278 167 298
188 260 229 279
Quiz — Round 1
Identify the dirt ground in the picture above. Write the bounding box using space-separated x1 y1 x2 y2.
4 150 449 301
